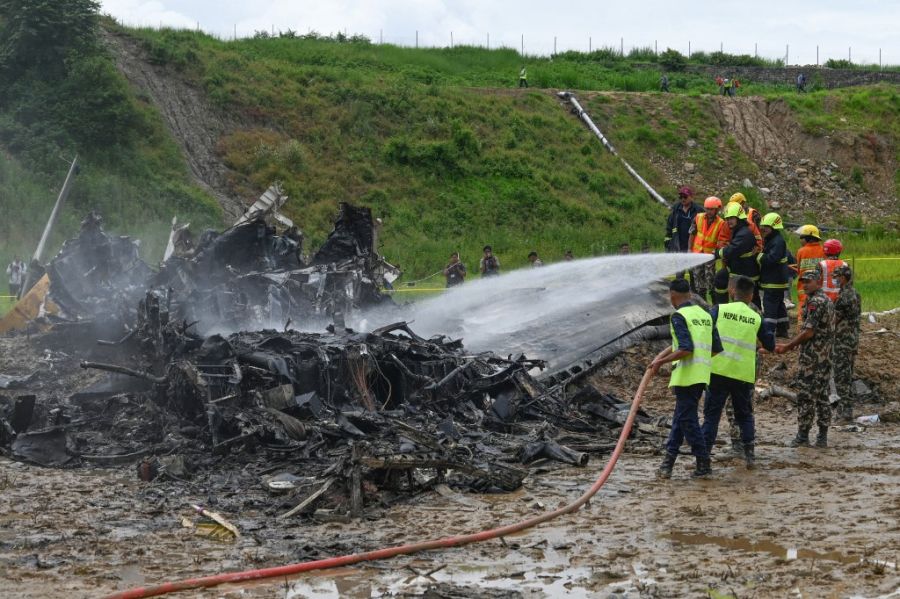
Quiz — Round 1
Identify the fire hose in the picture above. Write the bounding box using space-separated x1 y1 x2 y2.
104 369 654 599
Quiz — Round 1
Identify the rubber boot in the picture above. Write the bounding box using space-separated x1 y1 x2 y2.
692 456 712 478
789 430 810 447
656 453 677 479
814 426 828 448
743 444 755 469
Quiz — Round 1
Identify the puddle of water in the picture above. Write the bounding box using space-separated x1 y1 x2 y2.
665 531 859 564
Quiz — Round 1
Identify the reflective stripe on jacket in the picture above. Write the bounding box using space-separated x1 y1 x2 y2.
691 214 724 254
818 259 847 301
711 301 761 383
669 305 714 387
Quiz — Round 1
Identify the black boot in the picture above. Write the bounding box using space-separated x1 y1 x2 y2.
731 437 744 456
657 453 677 479
815 426 828 448
789 430 810 447
692 456 712 478
743 444 755 469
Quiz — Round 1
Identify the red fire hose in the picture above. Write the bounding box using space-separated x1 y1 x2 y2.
104 369 653 599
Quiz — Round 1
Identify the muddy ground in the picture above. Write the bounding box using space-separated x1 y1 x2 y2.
1 316 899 598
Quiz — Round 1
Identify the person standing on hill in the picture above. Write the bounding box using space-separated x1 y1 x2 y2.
757 212 791 337
702 275 775 468
6 256 26 298
480 245 500 277
519 66 528 88
831 264 861 422
660 74 670 92
443 252 467 287
650 278 722 479
796 73 807 92
775 270 835 448
792 225 825 322
665 186 700 253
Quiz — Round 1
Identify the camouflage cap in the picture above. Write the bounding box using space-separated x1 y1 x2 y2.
832 264 852 279
799 270 820 281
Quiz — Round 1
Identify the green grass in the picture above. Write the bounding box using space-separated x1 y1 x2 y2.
2 19 898 316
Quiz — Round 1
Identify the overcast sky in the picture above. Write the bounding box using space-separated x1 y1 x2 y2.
100 0 899 65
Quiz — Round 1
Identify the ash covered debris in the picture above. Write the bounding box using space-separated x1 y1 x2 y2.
1 191 664 520
1 313 660 518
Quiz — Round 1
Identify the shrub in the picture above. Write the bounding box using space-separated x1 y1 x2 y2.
659 48 687 72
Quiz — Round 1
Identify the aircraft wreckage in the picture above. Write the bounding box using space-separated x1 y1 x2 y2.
0 186 674 522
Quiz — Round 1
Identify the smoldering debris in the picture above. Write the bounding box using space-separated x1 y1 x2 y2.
42 200 398 338
1 313 663 517
0 193 666 520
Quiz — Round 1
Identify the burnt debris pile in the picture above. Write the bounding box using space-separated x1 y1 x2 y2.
1 194 665 519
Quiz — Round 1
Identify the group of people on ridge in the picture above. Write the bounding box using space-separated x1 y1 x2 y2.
657 186 862 477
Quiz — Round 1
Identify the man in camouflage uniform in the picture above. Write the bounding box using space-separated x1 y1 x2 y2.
775 269 835 447
832 264 861 422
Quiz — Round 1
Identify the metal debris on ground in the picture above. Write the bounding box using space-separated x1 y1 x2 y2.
0 195 665 521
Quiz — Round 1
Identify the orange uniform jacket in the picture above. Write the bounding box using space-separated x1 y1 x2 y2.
793 241 826 320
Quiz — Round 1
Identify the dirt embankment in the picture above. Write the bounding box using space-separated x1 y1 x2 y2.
104 31 244 222
711 96 897 222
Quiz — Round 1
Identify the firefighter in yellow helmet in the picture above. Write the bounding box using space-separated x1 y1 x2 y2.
757 212 790 337
792 224 825 322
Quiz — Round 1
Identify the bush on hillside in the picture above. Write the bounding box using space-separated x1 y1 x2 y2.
659 48 687 72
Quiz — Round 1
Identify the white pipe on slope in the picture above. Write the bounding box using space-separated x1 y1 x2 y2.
558 92 670 207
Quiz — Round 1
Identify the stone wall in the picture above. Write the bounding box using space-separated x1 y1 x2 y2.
647 64 900 89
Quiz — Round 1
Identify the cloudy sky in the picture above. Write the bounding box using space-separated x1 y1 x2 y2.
100 0 899 65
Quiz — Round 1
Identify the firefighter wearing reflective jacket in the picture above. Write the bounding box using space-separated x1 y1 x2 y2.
816 239 848 302
775 269 835 448
757 212 791 337
649 279 723 479
712 202 759 304
701 275 775 468
792 224 825 322
688 196 724 302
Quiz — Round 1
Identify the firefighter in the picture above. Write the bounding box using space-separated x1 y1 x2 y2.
757 212 790 337
817 239 848 302
792 225 825 322
688 196 724 302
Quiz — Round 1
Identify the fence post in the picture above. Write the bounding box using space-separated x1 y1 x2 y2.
655 40 658 56
816 45 819 66
379 29 383 44
848 46 851 63
688 41 691 59
487 32 489 49
450 31 453 48
620 37 623 56
554 36 557 55
879 48 882 70
589 36 591 53
233 24 236 40
415 30 418 48
720 41 723 53
521 33 524 55
785 44 789 65
754 42 757 57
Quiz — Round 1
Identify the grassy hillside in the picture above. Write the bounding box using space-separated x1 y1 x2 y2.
2 12 898 310
118 27 899 277
0 3 221 279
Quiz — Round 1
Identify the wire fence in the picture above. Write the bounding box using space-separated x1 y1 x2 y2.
116 20 896 69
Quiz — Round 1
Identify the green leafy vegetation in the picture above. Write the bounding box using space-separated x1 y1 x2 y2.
0 1 221 274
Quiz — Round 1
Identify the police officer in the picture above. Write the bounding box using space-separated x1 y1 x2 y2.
775 270 835 447
832 264 861 422
649 278 723 479
701 276 775 468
